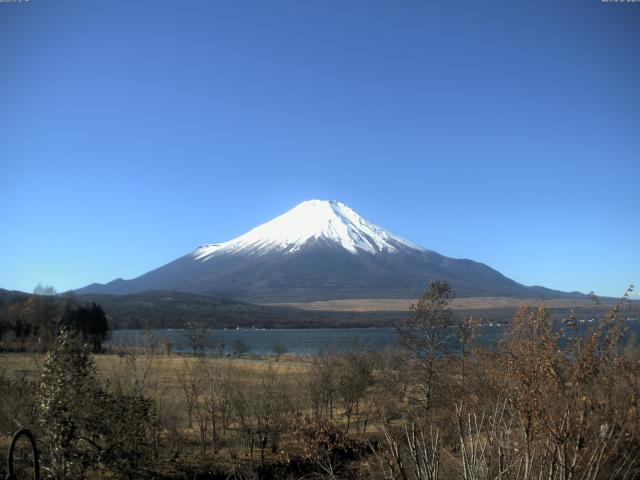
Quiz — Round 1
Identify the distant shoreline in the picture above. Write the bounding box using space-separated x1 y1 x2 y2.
264 296 628 312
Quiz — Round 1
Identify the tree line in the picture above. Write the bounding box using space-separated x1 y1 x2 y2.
0 285 108 352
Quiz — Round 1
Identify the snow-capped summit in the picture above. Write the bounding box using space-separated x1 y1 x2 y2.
193 200 422 260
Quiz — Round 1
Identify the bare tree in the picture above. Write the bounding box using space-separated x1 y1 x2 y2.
377 415 441 480
456 316 480 393
307 349 338 424
178 360 198 429
161 337 173 356
231 376 257 468
232 339 251 357
272 343 288 360
336 352 374 434
371 347 409 428
396 280 454 411
182 324 208 356
254 368 288 465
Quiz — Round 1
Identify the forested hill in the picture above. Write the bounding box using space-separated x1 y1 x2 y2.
75 290 638 330
2 288 636 331
73 290 401 329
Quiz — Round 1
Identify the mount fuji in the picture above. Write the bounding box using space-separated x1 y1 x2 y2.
77 200 572 302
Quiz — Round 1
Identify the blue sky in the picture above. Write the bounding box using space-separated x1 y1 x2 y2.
1 0 638 298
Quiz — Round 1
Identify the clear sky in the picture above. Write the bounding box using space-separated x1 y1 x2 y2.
1 0 638 298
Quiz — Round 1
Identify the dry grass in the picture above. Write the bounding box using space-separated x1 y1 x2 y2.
0 352 312 391
266 296 621 312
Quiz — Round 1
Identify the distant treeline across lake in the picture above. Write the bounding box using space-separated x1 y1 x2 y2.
106 319 640 356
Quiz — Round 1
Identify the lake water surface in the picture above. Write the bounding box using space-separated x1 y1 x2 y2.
107 319 639 356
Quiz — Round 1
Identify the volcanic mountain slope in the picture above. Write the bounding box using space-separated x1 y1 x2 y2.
77 200 576 302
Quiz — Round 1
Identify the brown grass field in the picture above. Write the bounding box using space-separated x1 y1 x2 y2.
0 351 375 476
0 351 313 390
266 295 619 312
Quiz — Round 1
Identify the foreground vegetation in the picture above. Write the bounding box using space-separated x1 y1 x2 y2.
1 283 639 479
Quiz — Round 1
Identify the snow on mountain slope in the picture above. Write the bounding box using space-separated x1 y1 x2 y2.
193 200 424 260
75 199 578 301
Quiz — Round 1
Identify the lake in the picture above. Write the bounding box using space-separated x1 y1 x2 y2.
106 319 639 356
